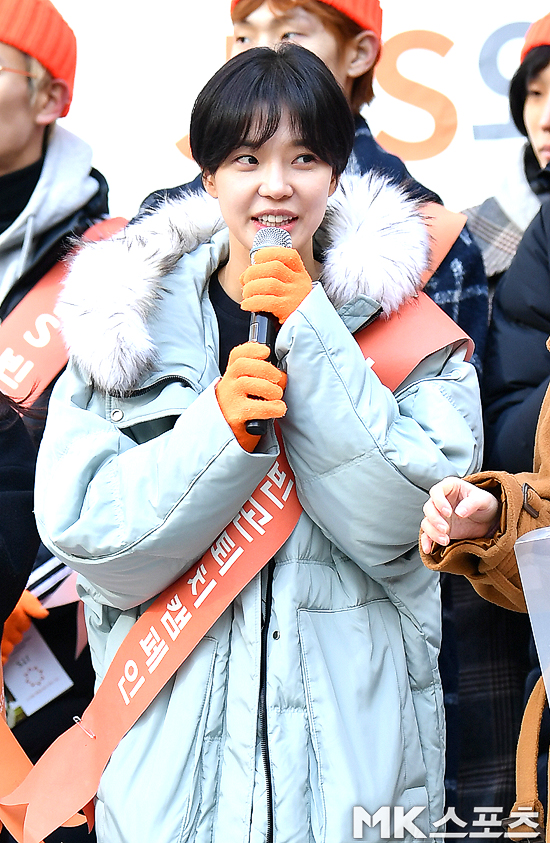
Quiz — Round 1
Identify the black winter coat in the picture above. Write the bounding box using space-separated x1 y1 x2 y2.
482 200 550 472
0 408 39 633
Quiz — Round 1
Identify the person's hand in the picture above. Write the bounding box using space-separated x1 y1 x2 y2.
240 246 312 324
215 342 287 452
420 476 500 554
1 590 49 664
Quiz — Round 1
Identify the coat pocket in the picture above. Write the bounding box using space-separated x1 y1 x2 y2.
298 599 428 843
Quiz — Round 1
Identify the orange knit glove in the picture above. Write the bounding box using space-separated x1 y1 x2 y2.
240 246 312 324
215 342 287 452
1 590 49 664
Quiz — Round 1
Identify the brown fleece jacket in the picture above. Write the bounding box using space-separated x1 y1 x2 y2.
420 382 550 613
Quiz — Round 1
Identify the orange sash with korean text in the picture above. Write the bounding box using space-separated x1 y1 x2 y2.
0 217 127 403
0 206 473 843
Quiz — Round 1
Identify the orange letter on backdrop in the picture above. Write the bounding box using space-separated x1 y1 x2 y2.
375 30 457 161
176 37 233 159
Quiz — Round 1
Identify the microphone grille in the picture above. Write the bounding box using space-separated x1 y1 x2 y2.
250 226 292 259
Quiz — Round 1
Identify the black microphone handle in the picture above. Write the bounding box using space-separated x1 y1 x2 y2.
245 312 279 436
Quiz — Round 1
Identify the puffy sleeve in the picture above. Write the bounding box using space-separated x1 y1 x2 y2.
275 283 483 576
421 380 550 610
35 370 278 610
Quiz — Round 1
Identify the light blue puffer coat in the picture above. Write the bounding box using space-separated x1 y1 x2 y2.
34 173 483 843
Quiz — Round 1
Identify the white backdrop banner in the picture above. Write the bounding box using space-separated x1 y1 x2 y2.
54 0 548 219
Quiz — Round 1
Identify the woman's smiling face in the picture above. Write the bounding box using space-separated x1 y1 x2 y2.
203 111 337 279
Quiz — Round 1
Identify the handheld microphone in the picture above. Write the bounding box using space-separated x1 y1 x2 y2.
245 226 292 436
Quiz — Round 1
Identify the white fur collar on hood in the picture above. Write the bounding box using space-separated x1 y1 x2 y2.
57 171 429 395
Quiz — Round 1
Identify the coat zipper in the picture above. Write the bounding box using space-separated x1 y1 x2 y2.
127 374 192 397
259 559 275 843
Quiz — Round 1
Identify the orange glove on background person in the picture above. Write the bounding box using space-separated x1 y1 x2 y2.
1 590 49 665
215 342 287 452
240 246 313 324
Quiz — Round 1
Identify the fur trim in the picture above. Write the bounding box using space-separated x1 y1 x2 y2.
56 191 224 395
57 173 429 395
319 173 428 314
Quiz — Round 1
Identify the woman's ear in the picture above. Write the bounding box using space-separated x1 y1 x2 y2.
329 174 339 196
202 171 218 199
346 30 380 80
34 78 71 126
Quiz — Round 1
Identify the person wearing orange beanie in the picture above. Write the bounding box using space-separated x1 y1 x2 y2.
0 0 108 355
0 4 106 841
230 0 382 113
0 0 76 118
466 11 550 296
0 0 76 182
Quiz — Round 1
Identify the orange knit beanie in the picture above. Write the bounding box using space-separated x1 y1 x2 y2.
230 0 382 39
521 12 550 63
0 0 76 116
